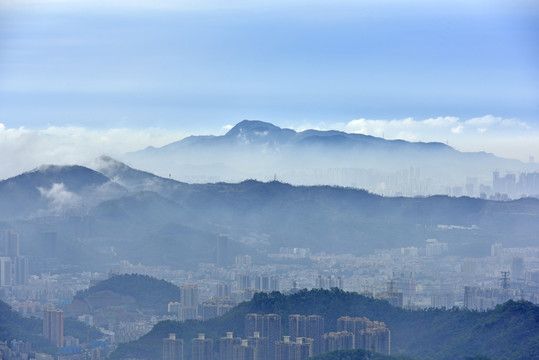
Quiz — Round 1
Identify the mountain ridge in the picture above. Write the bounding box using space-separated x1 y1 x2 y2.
1 159 538 271
123 120 527 189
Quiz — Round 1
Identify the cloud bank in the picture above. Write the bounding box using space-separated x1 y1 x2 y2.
0 115 537 181
296 115 539 162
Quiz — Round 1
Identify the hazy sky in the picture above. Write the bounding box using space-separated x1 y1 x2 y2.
0 0 538 179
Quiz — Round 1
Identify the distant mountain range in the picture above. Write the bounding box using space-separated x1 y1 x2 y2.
124 120 530 189
0 157 538 272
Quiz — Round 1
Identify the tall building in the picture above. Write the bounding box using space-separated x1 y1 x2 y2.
247 332 268 360
337 316 391 353
393 272 416 304
179 284 199 320
255 275 279 292
0 257 12 287
356 322 390 355
192 333 213 360
3 230 20 257
288 315 306 341
217 283 231 298
233 339 255 360
306 315 324 355
322 332 354 353
217 235 229 267
511 257 525 281
263 313 281 360
245 314 264 338
179 306 198 321
337 316 372 335
43 308 64 348
14 256 28 285
180 285 199 307
238 273 251 290
244 313 281 360
275 336 312 360
163 333 184 360
220 332 241 360
315 275 343 290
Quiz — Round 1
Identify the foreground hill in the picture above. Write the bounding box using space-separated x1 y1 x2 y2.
67 274 181 323
110 289 539 360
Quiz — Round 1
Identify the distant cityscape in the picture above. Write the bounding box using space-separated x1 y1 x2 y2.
276 169 539 200
178 169 539 200
1 228 538 359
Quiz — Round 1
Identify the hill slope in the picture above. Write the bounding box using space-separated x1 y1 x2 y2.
70 274 181 316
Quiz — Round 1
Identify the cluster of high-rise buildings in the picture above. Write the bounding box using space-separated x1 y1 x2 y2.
162 313 390 360
491 171 539 199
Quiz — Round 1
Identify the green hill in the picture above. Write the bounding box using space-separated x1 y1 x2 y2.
72 273 181 315
110 289 539 360
0 300 101 355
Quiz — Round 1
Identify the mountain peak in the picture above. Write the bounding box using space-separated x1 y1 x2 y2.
225 120 284 137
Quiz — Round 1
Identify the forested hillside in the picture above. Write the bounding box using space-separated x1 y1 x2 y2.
110 289 539 360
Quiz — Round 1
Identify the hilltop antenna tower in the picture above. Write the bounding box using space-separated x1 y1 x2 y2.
500 271 510 290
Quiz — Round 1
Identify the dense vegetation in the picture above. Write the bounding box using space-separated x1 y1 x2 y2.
311 348 415 360
0 300 101 355
110 289 539 360
73 273 181 314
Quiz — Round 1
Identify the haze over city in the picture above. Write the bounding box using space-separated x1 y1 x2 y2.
1 1 539 360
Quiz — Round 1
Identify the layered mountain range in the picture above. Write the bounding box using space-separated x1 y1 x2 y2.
125 120 530 189
1 156 538 272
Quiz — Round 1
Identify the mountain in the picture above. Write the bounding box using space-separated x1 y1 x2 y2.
124 120 528 188
0 165 117 220
110 289 539 360
1 159 539 272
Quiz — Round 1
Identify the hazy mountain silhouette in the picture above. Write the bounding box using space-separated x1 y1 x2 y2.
1 159 538 272
125 120 526 187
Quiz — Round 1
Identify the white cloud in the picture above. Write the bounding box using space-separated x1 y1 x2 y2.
451 125 464 134
343 116 461 139
465 115 501 126
0 116 537 182
334 115 539 160
422 116 459 127
38 182 80 212
0 124 189 180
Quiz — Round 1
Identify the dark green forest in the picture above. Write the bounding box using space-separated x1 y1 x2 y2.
73 273 181 314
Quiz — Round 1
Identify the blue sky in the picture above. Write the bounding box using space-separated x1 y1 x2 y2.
0 0 538 177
